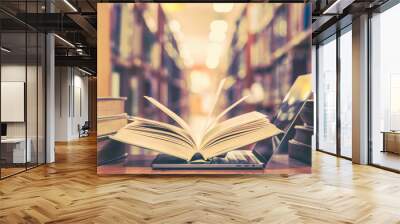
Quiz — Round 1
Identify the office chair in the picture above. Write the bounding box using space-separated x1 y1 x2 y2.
79 121 90 138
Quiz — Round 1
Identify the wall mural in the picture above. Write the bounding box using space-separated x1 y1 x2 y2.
97 3 312 175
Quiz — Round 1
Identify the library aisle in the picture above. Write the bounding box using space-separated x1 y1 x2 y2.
97 3 311 174
99 3 310 126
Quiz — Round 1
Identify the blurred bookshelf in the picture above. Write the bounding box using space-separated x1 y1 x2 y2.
226 3 312 118
108 3 188 122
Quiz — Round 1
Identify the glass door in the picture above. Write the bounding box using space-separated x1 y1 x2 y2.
0 0 47 179
370 3 400 171
1 30 28 178
316 24 353 159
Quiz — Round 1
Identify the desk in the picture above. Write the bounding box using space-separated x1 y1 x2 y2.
382 131 400 154
1 138 31 163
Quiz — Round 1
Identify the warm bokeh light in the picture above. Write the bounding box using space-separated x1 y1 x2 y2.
212 3 234 13
210 20 228 33
244 82 265 104
184 57 194 67
169 20 181 33
175 31 184 42
206 42 222 69
207 42 223 56
180 44 194 67
190 70 211 93
162 3 185 13
208 31 226 43
224 76 236 90
206 54 219 69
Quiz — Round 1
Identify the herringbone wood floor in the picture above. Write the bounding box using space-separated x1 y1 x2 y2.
1 136 400 224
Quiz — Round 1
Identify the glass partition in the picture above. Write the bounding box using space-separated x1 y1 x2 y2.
339 27 352 158
317 35 337 154
0 1 46 179
27 30 38 169
38 32 45 165
370 3 400 171
1 30 28 177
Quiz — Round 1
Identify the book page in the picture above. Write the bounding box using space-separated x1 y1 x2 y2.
201 122 283 160
203 78 226 128
201 121 267 150
199 111 282 159
111 129 194 161
201 111 267 147
204 95 249 132
144 96 193 135
110 119 197 161
129 117 196 147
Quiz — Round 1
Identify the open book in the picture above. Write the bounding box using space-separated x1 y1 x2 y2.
110 79 283 161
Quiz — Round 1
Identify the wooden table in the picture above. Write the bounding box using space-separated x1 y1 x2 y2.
1 137 31 164
382 131 400 154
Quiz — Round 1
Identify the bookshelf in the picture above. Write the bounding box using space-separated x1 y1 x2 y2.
97 3 188 167
108 3 188 121
226 3 312 118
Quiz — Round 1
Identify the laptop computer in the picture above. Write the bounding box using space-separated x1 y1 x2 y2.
151 74 312 170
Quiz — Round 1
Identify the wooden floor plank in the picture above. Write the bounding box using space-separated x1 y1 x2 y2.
1 136 400 223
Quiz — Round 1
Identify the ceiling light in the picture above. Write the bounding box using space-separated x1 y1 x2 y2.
210 20 228 33
78 67 93 76
1 47 11 53
54 34 75 48
169 20 181 33
208 31 226 43
213 3 234 13
63 0 78 12
323 0 352 15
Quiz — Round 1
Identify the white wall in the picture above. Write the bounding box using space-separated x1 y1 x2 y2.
1 64 46 163
1 65 36 137
54 67 89 141
71 73 89 138
55 67 69 141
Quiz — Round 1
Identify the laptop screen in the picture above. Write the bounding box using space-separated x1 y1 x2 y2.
272 74 312 132
1 123 7 137
254 74 312 160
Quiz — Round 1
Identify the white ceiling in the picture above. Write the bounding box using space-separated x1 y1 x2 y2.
161 3 246 69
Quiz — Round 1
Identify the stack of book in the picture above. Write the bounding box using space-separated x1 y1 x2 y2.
288 99 313 165
98 97 129 136
97 97 129 165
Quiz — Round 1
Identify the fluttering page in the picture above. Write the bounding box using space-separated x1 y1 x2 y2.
97 3 312 175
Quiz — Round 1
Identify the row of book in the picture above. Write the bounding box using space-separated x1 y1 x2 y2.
250 4 311 69
108 3 187 121
226 3 312 118
97 3 189 165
